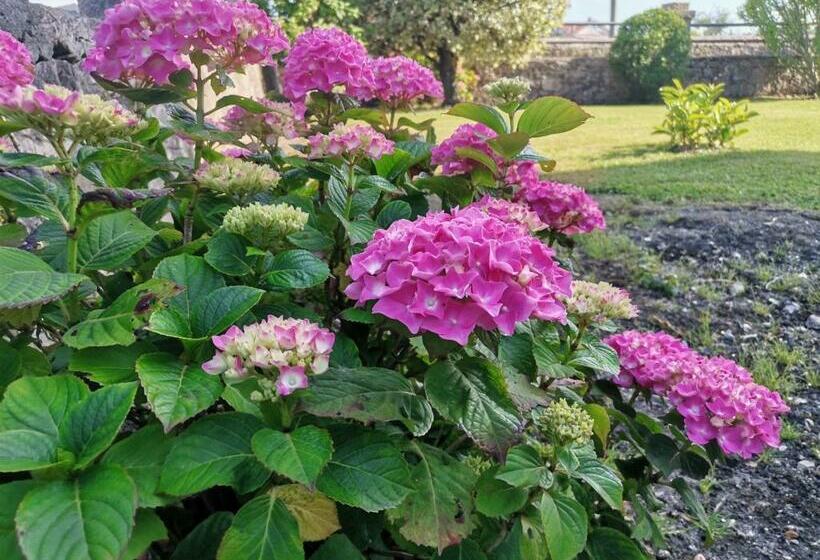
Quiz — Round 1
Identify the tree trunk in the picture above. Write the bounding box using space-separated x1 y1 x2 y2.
261 65 282 97
436 44 458 106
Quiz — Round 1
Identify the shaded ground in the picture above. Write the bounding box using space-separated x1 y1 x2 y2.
572 197 820 560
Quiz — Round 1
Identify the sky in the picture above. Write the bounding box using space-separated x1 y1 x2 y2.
35 0 749 20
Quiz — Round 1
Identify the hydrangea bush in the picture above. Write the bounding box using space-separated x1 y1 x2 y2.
0 4 788 559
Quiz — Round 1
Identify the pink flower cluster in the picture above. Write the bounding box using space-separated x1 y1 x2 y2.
308 123 394 161
504 160 541 187
605 331 789 458
220 99 305 150
468 196 547 234
430 123 503 176
84 0 288 86
0 31 34 92
0 87 79 119
282 28 374 103
370 56 444 106
514 180 606 235
345 205 572 345
203 315 335 397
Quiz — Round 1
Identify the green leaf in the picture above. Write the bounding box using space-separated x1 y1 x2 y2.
0 223 26 247
413 175 473 208
455 147 499 175
387 442 476 552
159 412 268 496
205 231 254 277
192 286 263 336
77 211 156 272
265 249 330 289
0 169 68 226
489 517 548 560
586 527 646 560
301 367 433 437
374 149 414 181
15 464 138 560
516 96 592 138
568 341 619 376
645 433 680 476
0 247 85 310
425 358 522 453
376 200 412 228
539 493 588 560
153 254 225 320
309 534 365 560
316 429 412 512
447 103 509 135
347 218 378 245
136 353 223 432
252 426 333 486
124 509 167 560
475 467 528 518
217 495 303 560
288 226 334 252
0 480 37 560
213 95 270 113
0 374 89 439
69 342 155 385
63 279 178 349
559 446 623 510
495 445 552 490
170 512 233 560
58 382 138 469
585 404 611 447
357 175 402 194
0 152 61 168
0 429 58 472
670 478 710 532
269 484 340 542
102 423 174 508
487 132 530 160
339 307 376 324
437 540 488 560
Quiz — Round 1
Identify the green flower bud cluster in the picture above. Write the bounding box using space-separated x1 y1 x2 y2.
535 399 594 447
196 158 280 200
249 377 277 402
223 202 308 250
462 454 493 477
563 280 638 324
483 77 531 104
62 87 141 144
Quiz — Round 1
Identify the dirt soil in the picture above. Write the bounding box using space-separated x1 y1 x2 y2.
573 198 819 560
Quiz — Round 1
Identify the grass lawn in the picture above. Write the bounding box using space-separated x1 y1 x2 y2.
417 99 820 210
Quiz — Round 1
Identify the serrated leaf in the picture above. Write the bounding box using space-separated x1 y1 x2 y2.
0 169 68 226
339 307 376 324
265 249 329 289
159 412 268 496
217 495 303 560
495 444 552 489
357 175 402 194
252 426 333 486
487 132 530 160
58 382 138 469
0 223 26 247
77 211 156 271
489 517 548 560
516 96 591 138
585 403 611 447
447 103 509 135
386 441 476 552
204 231 254 276
301 367 433 436
309 534 364 560
477 466 530 518
69 342 155 385
436 539 487 560
213 95 270 113
170 512 233 560
455 146 499 175
316 429 412 512
124 509 167 560
0 480 37 560
539 493 588 560
102 423 174 508
0 152 61 168
568 341 619 376
559 446 622 510
586 527 647 560
425 358 522 453
15 464 138 560
376 200 411 228
153 254 225 318
136 353 223 432
0 429 58 472
0 247 86 310
0 375 89 439
270 484 340 542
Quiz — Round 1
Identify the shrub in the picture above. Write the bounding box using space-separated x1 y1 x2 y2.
655 80 758 150
0 4 789 559
610 8 692 101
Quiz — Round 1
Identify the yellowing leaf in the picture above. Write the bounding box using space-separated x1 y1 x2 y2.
269 484 340 542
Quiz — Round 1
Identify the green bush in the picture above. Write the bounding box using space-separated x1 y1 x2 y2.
610 8 692 101
655 79 758 150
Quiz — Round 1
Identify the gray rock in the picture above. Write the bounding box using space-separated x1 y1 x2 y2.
797 459 815 470
729 281 746 296
783 302 801 315
77 0 122 19
806 314 820 330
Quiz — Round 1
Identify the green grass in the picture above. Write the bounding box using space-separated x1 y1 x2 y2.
418 99 820 209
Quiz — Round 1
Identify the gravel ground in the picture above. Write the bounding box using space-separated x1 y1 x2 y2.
573 198 819 560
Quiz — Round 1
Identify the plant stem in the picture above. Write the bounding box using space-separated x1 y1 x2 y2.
65 174 80 273
184 66 206 244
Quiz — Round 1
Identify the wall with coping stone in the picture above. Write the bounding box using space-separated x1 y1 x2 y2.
517 37 805 104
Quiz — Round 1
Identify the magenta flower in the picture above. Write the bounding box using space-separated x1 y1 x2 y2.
504 160 540 188
514 180 606 235
0 31 34 92
282 28 374 103
468 196 547 234
307 123 394 161
220 99 305 149
370 56 443 106
430 123 504 177
84 0 288 86
345 205 572 345
0 86 80 120
604 330 696 392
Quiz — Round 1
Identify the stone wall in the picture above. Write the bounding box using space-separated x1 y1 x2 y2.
517 37 805 104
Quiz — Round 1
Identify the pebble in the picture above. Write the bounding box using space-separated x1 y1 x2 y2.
782 302 801 314
729 281 746 296
693 554 706 560
784 527 799 541
806 314 820 330
797 459 815 470
657 550 671 559
721 330 735 342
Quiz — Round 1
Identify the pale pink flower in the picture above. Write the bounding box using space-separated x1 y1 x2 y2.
0 31 34 92
308 123 394 161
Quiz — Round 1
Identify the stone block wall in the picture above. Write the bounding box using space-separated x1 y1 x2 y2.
516 37 805 104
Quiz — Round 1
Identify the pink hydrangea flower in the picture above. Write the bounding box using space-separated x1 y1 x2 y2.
0 31 34 92
84 0 288 86
504 160 540 188
468 196 547 234
345 205 572 345
0 86 80 120
514 180 606 235
204 316 335 397
370 56 443 106
604 330 695 392
282 28 374 103
220 146 253 158
430 123 503 176
308 123 394 161
220 99 305 149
